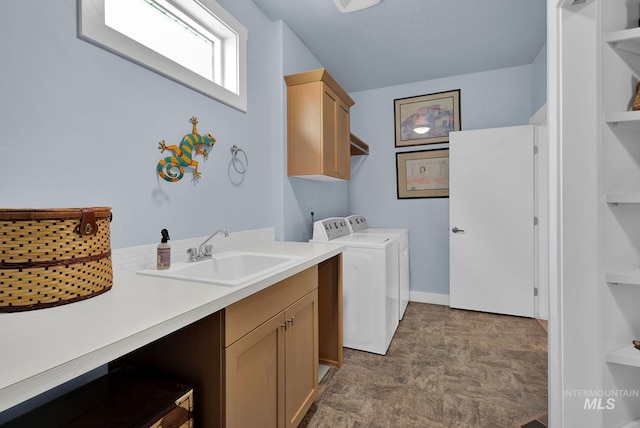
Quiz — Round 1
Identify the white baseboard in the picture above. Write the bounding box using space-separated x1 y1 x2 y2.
409 291 450 306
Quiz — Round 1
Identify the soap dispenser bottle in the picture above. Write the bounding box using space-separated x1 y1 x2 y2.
157 229 171 270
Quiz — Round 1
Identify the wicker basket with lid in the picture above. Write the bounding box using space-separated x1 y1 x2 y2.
0 207 113 312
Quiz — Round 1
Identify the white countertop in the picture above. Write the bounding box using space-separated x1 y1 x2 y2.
0 240 344 413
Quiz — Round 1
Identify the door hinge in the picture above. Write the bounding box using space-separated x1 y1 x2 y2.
534 216 538 226
534 145 539 155
534 287 538 296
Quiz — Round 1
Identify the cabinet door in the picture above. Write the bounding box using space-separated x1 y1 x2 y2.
322 85 350 180
225 313 286 428
287 81 323 177
284 290 319 428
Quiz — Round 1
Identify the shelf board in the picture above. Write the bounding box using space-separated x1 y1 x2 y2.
606 27 640 56
605 345 640 367
606 268 640 285
558 0 593 8
605 111 640 129
606 194 640 204
350 133 369 156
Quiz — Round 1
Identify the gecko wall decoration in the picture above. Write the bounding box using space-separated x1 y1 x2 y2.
157 117 217 182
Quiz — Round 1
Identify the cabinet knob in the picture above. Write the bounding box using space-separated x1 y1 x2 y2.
287 316 295 327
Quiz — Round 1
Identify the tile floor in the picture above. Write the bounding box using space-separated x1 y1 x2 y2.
300 302 548 428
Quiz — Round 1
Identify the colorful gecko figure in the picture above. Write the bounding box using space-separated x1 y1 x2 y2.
157 117 217 182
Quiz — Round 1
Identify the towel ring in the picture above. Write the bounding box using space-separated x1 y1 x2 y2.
230 145 248 174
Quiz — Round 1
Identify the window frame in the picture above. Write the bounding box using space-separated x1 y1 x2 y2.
79 0 248 112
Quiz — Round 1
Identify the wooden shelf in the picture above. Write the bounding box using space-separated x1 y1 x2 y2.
606 193 640 204
350 133 369 156
605 345 640 367
606 268 640 285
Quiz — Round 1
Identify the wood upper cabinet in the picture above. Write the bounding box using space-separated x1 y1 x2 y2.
285 68 355 181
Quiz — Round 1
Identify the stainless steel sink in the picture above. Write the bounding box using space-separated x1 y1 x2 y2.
137 251 302 286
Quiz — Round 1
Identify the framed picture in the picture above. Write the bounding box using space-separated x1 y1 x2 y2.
396 149 449 199
394 89 460 147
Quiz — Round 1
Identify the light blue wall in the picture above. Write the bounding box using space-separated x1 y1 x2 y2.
279 23 350 242
0 0 282 250
348 65 537 296
0 1 544 270
0 0 285 422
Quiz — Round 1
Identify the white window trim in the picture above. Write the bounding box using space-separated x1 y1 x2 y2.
79 0 248 112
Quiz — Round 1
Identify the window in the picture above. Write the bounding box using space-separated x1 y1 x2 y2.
79 0 247 112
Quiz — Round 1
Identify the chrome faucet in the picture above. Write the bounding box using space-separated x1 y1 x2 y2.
187 229 229 262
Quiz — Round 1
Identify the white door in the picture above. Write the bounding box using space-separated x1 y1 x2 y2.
449 125 534 317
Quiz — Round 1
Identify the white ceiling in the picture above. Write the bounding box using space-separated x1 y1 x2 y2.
250 0 547 93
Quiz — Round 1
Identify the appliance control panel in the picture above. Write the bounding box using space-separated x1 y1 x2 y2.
346 215 369 233
312 217 350 241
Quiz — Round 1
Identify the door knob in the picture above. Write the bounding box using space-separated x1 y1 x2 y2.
452 227 465 233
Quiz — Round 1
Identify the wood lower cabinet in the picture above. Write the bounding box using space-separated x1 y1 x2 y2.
224 311 285 428
317 255 342 368
284 291 318 428
224 289 318 428
118 263 331 428
114 313 224 427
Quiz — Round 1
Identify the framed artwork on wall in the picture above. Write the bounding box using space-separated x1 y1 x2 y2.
396 148 449 199
394 89 460 147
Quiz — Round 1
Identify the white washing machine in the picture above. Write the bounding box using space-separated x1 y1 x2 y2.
346 215 410 320
311 217 399 355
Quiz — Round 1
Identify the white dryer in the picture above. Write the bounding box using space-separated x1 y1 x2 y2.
311 217 399 355
346 215 410 319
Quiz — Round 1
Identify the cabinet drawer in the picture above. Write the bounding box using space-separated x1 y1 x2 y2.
224 266 318 346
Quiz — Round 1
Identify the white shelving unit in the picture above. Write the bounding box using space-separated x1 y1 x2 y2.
601 3 640 426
